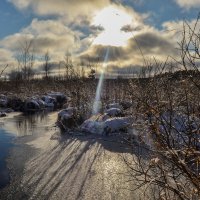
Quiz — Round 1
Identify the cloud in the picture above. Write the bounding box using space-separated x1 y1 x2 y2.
0 19 81 61
79 28 178 70
0 48 16 73
174 0 200 9
121 24 142 32
162 18 200 46
8 0 32 9
8 0 111 22
127 31 177 55
2 0 193 76
79 45 126 63
0 48 14 65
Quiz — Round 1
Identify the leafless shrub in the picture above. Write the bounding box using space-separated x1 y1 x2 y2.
124 17 200 200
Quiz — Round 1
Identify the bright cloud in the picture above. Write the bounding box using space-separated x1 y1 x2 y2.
0 48 14 66
8 0 111 21
174 0 200 9
0 19 81 62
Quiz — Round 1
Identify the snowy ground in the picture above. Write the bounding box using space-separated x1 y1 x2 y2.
0 112 138 200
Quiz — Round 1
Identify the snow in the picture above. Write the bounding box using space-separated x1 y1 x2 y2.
105 108 122 117
106 103 122 110
149 111 200 149
58 107 76 120
25 99 41 110
41 95 56 107
47 92 67 105
80 114 106 134
37 99 47 108
103 117 131 133
47 92 65 97
80 114 131 135
57 107 78 130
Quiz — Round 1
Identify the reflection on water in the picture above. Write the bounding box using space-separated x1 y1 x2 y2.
0 129 14 189
0 110 57 190
15 111 51 136
2 110 56 137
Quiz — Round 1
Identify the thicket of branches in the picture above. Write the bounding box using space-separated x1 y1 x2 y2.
123 16 200 200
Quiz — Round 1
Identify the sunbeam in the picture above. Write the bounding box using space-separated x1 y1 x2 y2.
92 48 110 114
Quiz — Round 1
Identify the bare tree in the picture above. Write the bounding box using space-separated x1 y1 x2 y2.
64 51 73 79
43 51 51 79
16 37 35 80
0 64 8 79
8 69 23 81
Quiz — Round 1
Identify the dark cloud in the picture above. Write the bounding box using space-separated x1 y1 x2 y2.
79 31 178 70
79 45 126 63
127 32 177 55
120 24 142 32
107 64 143 74
90 25 105 34
36 61 61 72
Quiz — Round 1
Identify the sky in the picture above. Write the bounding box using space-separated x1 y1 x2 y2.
0 0 200 76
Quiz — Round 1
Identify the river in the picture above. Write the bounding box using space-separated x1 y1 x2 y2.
0 111 137 200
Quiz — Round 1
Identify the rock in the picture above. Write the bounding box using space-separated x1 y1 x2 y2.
0 112 7 117
36 99 47 109
106 103 122 110
0 94 8 107
57 107 78 130
103 117 131 135
62 103 68 109
4 108 14 113
58 107 76 120
105 108 123 117
7 97 24 111
80 114 109 134
47 92 67 107
41 95 56 107
120 101 132 110
23 99 41 111
80 114 131 135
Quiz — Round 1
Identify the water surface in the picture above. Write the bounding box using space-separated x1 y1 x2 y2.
0 110 56 189
0 128 14 189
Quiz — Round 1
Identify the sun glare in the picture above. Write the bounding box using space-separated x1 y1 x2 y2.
92 6 133 47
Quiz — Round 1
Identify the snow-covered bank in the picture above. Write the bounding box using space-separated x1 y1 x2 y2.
0 92 67 113
57 101 133 136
